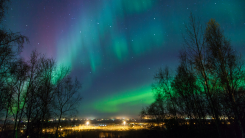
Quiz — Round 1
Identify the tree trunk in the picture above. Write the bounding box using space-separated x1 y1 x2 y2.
55 113 62 138
2 107 9 132
229 92 245 138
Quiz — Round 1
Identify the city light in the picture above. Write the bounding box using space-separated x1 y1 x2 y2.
86 121 89 126
123 121 126 126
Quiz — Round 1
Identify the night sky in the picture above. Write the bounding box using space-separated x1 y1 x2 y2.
5 0 245 118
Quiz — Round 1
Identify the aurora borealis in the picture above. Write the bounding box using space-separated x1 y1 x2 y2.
5 0 245 118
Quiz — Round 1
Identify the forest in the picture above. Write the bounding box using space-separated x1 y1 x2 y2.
141 14 245 138
0 1 82 138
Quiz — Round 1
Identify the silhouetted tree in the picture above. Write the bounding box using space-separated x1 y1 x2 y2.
204 19 245 138
54 74 82 138
0 30 29 116
182 13 222 137
153 67 177 117
141 93 167 128
23 51 44 137
9 58 30 138
37 56 56 137
18 51 57 137
0 0 28 136
172 51 206 125
143 13 245 138
0 1 83 138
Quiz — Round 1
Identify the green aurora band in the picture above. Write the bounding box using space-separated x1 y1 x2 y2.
93 85 154 113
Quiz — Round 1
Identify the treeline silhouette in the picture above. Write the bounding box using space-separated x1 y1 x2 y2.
141 14 245 138
0 1 82 138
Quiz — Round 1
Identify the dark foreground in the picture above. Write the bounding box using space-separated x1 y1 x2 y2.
55 124 239 138
0 123 239 138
